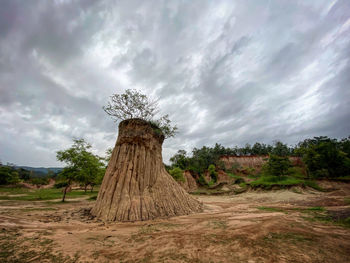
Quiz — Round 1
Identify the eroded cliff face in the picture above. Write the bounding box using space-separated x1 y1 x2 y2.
178 171 198 192
91 119 202 222
220 155 303 171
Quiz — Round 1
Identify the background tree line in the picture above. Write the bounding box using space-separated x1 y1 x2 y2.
168 136 350 180
0 162 59 186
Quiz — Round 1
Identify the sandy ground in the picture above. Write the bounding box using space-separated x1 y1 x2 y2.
0 182 350 263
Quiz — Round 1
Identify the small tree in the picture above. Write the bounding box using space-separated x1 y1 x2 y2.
0 165 20 185
56 139 105 201
169 150 189 170
103 89 177 138
262 154 291 177
296 136 350 178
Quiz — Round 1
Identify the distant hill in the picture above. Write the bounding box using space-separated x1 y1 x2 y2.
16 166 63 176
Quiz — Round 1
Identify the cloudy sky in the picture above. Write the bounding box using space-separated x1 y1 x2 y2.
0 0 349 167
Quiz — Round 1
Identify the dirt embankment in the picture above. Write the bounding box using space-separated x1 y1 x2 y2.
178 171 198 192
220 155 303 171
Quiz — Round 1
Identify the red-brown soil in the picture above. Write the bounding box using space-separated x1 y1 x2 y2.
0 182 349 262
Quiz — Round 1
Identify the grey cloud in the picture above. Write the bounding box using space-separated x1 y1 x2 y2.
0 0 349 166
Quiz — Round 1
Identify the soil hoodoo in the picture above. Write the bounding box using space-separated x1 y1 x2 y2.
91 118 202 221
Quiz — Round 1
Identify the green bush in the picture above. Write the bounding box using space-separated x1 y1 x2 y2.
30 177 49 186
287 166 306 178
169 167 185 182
0 166 20 185
198 174 208 186
208 164 218 182
208 180 215 187
262 154 291 177
54 182 69 188
296 136 350 179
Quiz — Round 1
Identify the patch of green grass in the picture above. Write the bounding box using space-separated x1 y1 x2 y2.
0 187 98 201
0 187 32 194
248 176 324 191
227 173 246 184
227 173 241 179
239 182 247 188
257 206 286 213
247 174 260 179
207 180 215 187
250 176 303 189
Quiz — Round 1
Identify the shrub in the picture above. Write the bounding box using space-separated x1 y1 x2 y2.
296 136 350 179
198 174 208 186
169 167 185 182
54 182 69 188
287 166 306 178
30 177 49 186
208 180 215 187
208 164 218 182
0 166 20 185
262 154 291 177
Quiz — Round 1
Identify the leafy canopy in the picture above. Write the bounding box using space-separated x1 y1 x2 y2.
103 89 177 138
169 167 185 182
295 136 350 178
56 138 105 187
262 154 291 177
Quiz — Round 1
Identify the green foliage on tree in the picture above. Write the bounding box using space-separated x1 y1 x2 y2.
0 164 20 185
169 150 188 170
169 136 350 183
56 138 105 201
295 136 350 179
103 89 177 138
30 177 49 187
262 154 292 177
271 141 291 156
169 167 185 182
17 168 31 181
208 164 218 183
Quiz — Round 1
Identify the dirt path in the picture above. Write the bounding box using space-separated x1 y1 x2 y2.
0 183 349 263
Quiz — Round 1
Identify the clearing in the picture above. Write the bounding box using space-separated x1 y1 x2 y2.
0 181 349 263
